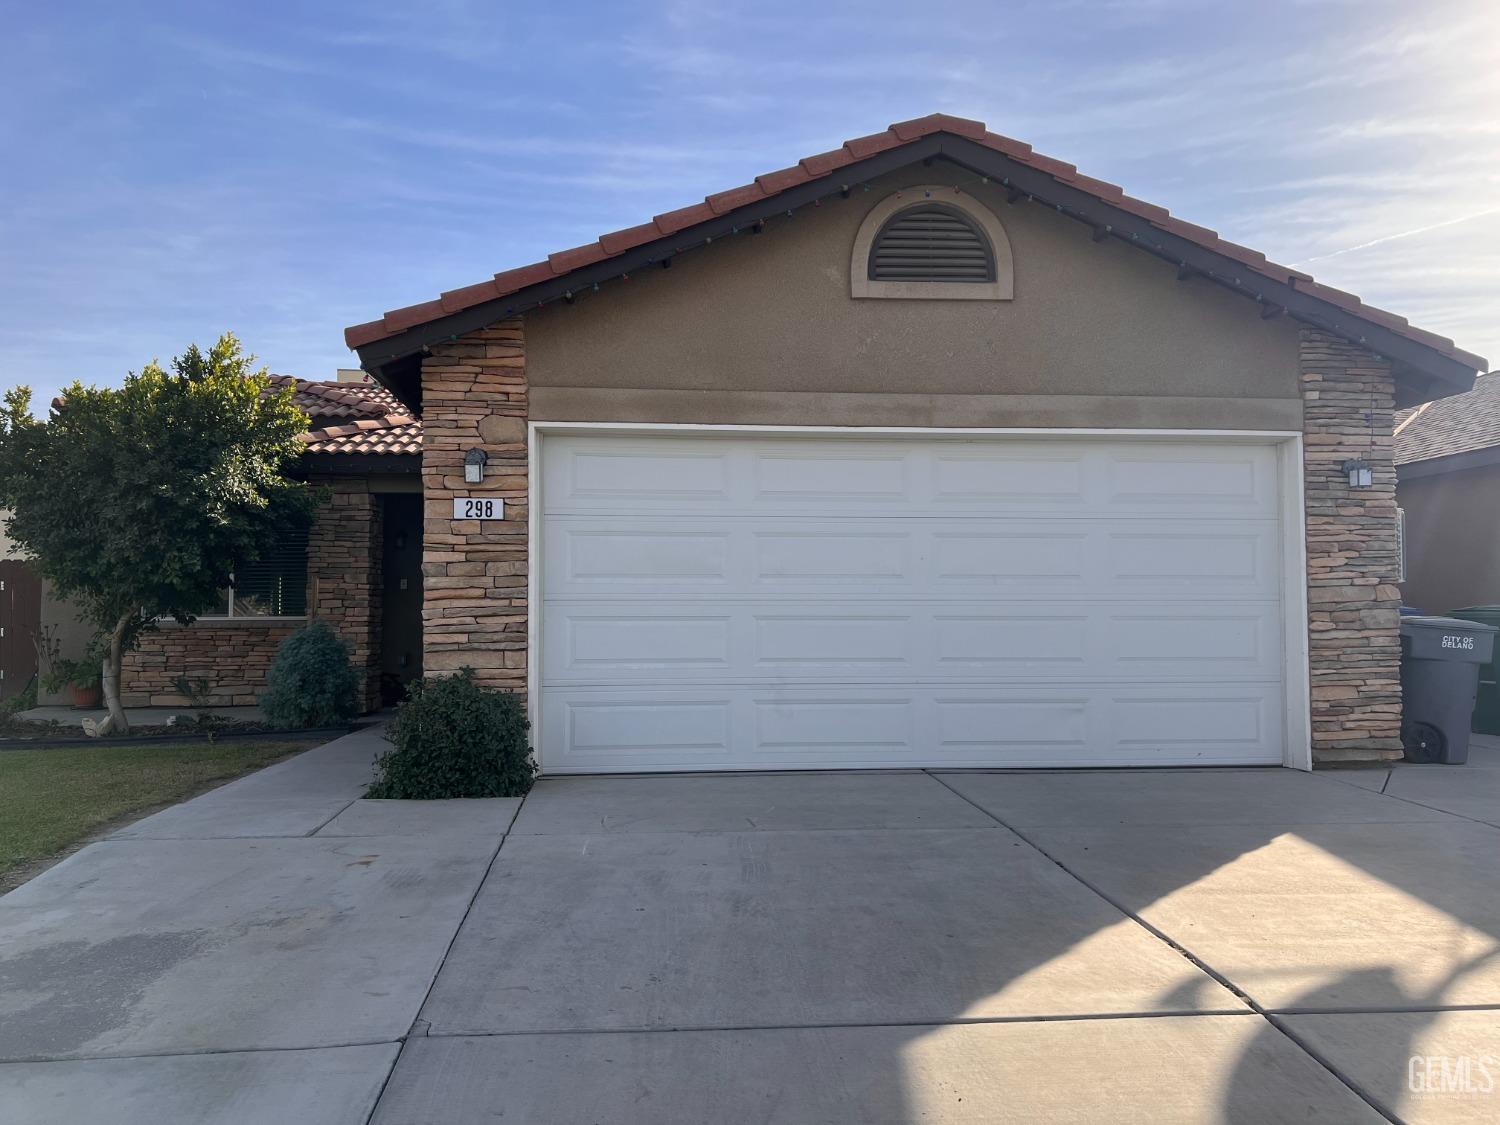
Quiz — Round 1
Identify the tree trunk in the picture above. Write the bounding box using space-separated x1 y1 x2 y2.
97 613 132 736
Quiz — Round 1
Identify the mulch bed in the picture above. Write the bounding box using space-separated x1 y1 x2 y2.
0 715 356 749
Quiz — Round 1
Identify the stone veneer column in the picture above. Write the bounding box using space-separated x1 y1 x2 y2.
1301 328 1403 763
309 476 383 711
419 319 528 694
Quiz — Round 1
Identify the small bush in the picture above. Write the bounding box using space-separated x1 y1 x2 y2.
0 681 37 718
367 669 534 799
259 620 361 729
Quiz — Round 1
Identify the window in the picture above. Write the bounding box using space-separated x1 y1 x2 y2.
868 203 995 282
850 186 1014 301
204 527 309 618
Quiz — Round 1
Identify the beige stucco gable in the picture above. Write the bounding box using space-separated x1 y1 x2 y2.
525 166 1303 429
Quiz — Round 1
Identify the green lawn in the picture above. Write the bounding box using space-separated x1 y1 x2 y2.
0 739 318 887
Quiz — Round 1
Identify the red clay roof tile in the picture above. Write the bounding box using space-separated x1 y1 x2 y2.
1159 217 1219 243
1022 152 1078 181
342 113 1485 373
345 319 389 348
381 299 447 335
797 147 857 177
1069 173 1125 201
842 130 904 160
705 181 768 215
755 165 814 194
1112 195 1174 225
440 279 502 313
491 261 556 291
547 243 609 273
890 113 987 140
597 221 661 255
980 131 1033 159
654 202 716 235
265 376 422 456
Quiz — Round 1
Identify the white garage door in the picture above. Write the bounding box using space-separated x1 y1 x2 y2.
538 432 1288 773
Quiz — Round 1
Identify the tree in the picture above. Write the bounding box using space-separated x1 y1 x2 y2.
0 334 313 734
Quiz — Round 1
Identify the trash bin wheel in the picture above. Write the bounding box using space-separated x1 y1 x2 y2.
1402 720 1446 764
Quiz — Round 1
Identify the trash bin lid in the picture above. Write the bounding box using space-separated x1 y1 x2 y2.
1450 605 1500 627
1402 615 1500 634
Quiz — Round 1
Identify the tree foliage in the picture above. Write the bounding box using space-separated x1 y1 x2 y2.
0 334 313 731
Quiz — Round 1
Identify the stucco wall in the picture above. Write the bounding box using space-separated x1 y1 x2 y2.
0 511 19 561
1400 464 1500 613
525 165 1303 428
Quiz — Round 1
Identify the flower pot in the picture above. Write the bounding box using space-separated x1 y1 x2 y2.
69 682 103 709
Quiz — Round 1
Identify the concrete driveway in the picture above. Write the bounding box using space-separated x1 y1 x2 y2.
3 730 1500 1123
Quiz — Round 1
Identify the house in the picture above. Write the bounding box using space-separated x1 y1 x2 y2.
1396 373 1500 613
174 113 1488 771
119 376 425 710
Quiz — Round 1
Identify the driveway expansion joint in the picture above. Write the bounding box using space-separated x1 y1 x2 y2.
417 1008 1261 1041
363 789 532 1125
0 1038 404 1066
305 796 364 836
920 769 1402 1125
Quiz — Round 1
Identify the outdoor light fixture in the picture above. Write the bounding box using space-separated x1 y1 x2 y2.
464 448 488 484
1343 458 1373 489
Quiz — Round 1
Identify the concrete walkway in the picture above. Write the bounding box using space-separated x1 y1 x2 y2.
2 733 1499 1122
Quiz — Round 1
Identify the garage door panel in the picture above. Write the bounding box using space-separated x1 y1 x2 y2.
755 532 913 582
539 434 1288 771
562 698 733 762
932 532 1089 585
1105 448 1277 514
754 615 914 668
563 529 731 584
934 615 1089 666
544 438 1280 519
1107 530 1272 592
563 615 733 673
753 450 909 500
547 517 1279 599
1113 694 1275 751
541 685 1285 772
932 451 1088 504
565 449 732 500
543 600 1282 686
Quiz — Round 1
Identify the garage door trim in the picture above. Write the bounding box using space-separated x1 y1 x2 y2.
527 424 1311 773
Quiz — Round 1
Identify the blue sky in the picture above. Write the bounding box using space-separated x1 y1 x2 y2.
2 0 1495 404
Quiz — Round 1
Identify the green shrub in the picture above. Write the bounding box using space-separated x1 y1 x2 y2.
367 669 534 799
259 619 360 729
0 681 37 718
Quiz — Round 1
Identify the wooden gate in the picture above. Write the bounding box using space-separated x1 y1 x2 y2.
0 560 42 701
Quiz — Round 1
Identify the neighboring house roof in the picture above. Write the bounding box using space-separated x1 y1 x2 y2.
276 377 421 459
268 374 404 420
46 376 421 466
345 112 1485 406
300 415 422 456
1396 372 1500 472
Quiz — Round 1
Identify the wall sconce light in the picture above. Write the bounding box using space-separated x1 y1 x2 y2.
1343 458 1372 489
464 448 488 484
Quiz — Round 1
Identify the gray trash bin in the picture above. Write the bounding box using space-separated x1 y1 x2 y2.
1400 615 1499 764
